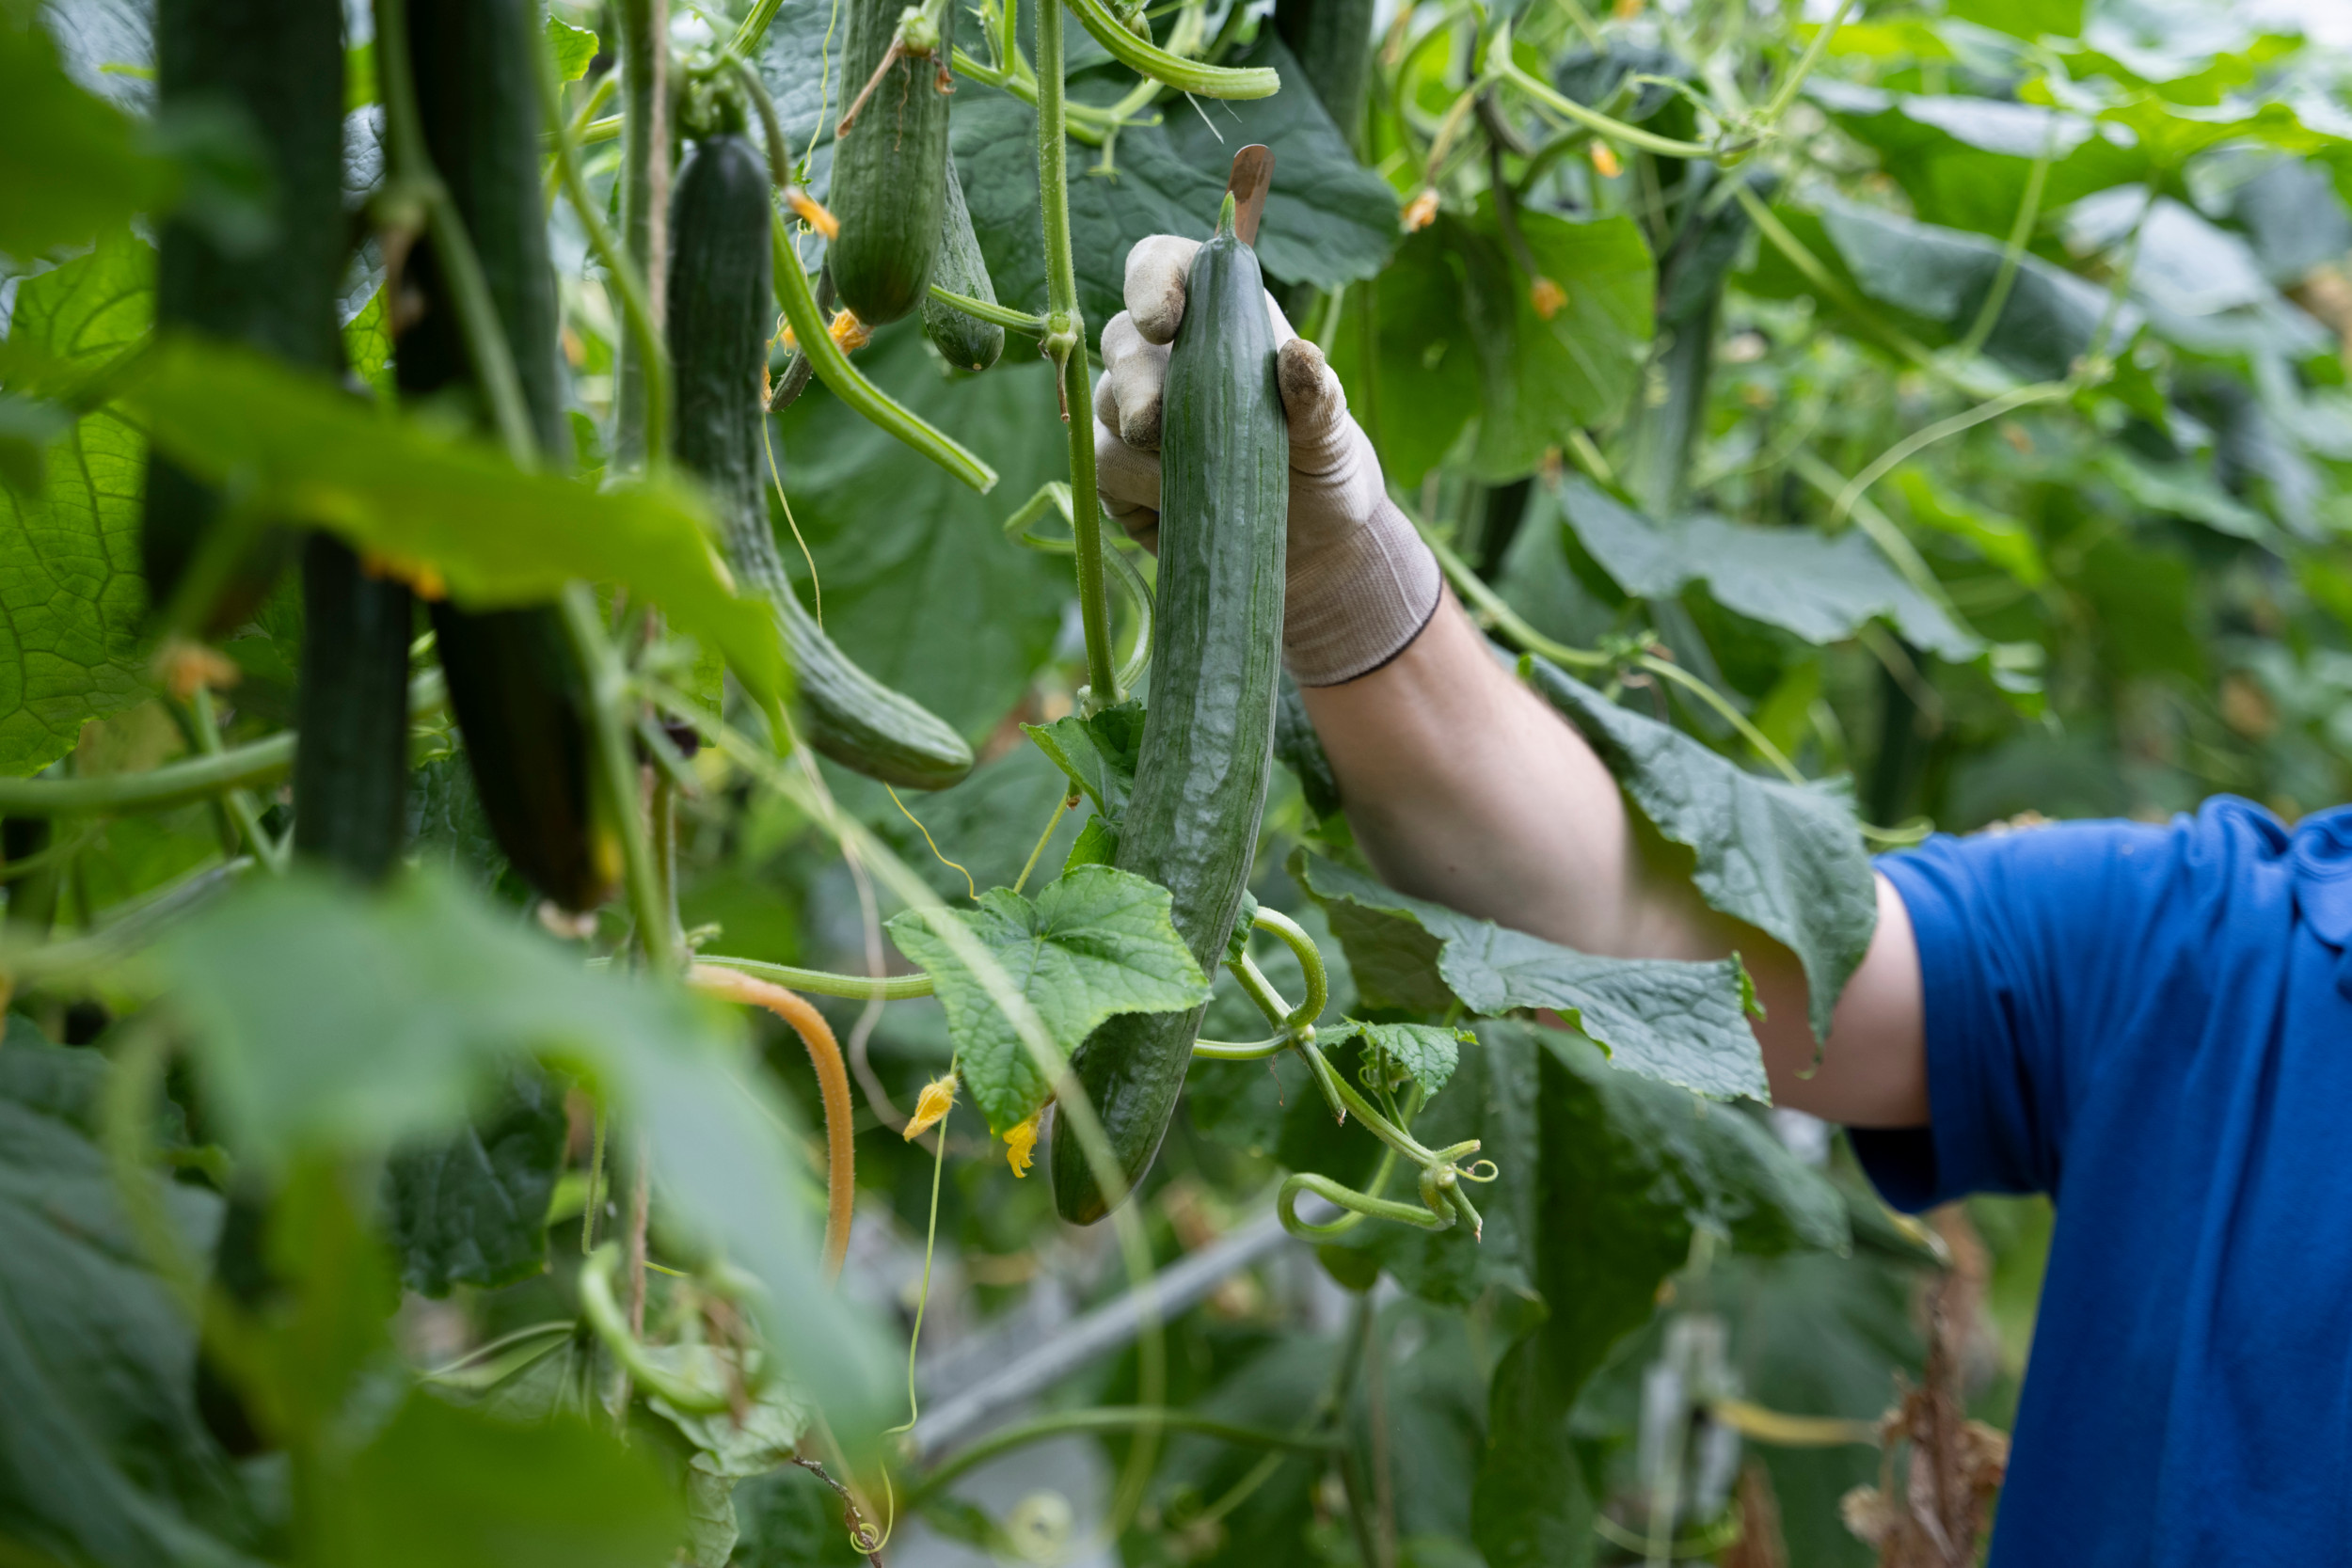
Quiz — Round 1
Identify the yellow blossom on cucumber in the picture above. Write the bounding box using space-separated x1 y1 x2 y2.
1530 277 1566 320
1005 1110 1042 1178
787 186 839 240
830 309 871 353
1590 143 1623 179
904 1071 958 1138
1402 187 1438 232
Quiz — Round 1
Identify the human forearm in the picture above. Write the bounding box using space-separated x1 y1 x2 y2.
1301 594 1928 1126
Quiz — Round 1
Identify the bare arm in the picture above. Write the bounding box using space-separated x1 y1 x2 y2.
1302 592 1930 1128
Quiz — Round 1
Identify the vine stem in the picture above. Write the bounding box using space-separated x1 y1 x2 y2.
906 1407 1338 1509
688 964 857 1277
561 586 680 974
1036 0 1120 705
1954 136 2054 361
1756 0 1858 126
693 952 935 999
613 0 671 471
1486 30 1715 159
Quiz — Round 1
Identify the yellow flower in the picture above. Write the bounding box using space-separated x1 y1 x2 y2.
904 1072 958 1139
1004 1110 1042 1178
829 308 871 353
1530 277 1566 321
1402 187 1439 233
1590 142 1624 179
787 187 840 240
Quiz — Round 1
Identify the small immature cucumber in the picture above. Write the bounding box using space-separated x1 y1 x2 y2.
1051 197 1289 1224
922 158 1004 373
400 0 617 911
829 0 953 325
143 0 345 633
672 132 975 792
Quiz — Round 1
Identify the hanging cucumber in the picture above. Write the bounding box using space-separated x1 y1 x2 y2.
292 537 414 879
1051 186 1289 1225
671 129 975 791
143 0 345 635
399 0 617 911
922 158 1004 373
828 0 953 325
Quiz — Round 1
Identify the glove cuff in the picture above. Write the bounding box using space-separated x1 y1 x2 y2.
1283 496 1443 687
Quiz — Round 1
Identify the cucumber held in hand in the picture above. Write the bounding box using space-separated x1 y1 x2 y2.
401 0 617 911
922 158 1004 372
671 131 974 791
829 0 952 325
143 0 345 634
1051 197 1289 1224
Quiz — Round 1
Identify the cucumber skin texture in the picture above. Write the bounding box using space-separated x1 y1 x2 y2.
401 0 615 911
1275 0 1376 142
1050 227 1289 1225
829 0 952 325
143 0 344 631
293 536 414 880
921 159 1005 372
671 135 975 792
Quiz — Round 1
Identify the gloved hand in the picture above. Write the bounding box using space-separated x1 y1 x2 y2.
1093 234 1442 688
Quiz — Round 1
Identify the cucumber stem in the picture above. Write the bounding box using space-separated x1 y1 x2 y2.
1036 0 1121 705
560 586 682 974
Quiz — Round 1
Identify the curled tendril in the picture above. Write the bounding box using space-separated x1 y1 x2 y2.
1279 1171 1455 1240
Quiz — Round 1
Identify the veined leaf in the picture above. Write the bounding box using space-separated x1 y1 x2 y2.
1522 660 1877 1044
1321 1020 1473 1098
1293 851 1768 1101
546 15 599 82
122 336 787 709
1554 475 1980 660
1024 699 1145 820
885 864 1211 1133
382 1065 568 1298
0 233 155 777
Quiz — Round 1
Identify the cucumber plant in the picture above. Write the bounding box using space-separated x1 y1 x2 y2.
2 0 2347 1561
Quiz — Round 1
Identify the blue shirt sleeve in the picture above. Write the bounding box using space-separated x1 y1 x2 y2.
1851 800 2295 1212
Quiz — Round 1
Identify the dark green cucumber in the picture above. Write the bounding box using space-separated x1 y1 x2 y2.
143 0 344 634
922 159 1004 372
400 0 616 911
672 133 975 792
828 0 952 325
1051 199 1288 1224
1274 0 1375 147
292 536 414 880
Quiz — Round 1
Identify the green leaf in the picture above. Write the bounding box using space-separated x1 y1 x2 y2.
729 1465 872 1566
326 1394 683 1568
1521 661 1877 1044
883 864 1212 1133
771 323 1070 736
1293 850 1767 1101
1063 813 1119 872
952 34 1398 341
0 233 155 777
1321 1020 1470 1098
0 1039 262 1568
342 287 393 402
1554 476 1980 660
648 1365 812 1481
382 1064 568 1298
2095 447 2269 541
0 10 169 258
546 15 598 82
156 871 893 1427
1327 225 1485 489
1023 699 1144 819
124 336 787 710
1890 466 2050 585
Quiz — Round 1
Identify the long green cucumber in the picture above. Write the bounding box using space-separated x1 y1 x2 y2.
828 0 952 325
400 0 616 911
292 537 414 879
1273 0 1375 146
922 159 1004 372
1051 198 1288 1224
143 0 344 634
672 132 974 791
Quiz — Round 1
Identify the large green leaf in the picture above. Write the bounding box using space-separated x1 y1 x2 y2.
0 1037 261 1568
884 864 1211 1133
0 233 154 776
382 1065 568 1298
156 872 893 1425
1293 851 1767 1101
326 1393 683 1568
0 9 168 258
951 34 1398 338
770 323 1069 738
1327 223 1486 488
122 337 787 709
1553 475 1980 659
1522 661 1877 1043
1023 699 1145 820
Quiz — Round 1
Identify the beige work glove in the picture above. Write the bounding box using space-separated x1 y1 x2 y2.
1093 234 1442 688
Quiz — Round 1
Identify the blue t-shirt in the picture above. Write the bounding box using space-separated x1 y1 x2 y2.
1854 797 2352 1565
